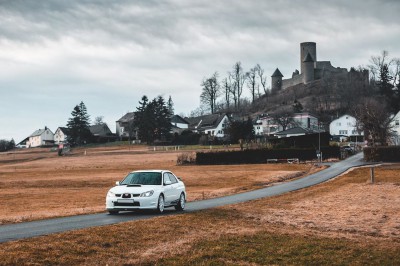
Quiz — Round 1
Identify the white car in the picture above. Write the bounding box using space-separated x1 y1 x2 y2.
106 170 186 214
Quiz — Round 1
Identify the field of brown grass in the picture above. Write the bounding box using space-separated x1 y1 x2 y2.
0 146 399 265
0 145 315 224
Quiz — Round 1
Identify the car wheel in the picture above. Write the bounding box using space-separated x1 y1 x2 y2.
109 210 119 215
175 193 185 211
157 194 165 213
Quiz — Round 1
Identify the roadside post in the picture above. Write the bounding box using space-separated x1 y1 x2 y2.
370 167 375 184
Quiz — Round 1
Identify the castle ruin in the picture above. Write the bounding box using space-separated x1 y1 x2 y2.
271 42 368 92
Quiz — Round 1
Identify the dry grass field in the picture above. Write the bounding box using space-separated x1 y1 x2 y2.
1 145 399 265
0 145 315 224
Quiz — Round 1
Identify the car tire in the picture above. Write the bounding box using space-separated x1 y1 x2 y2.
157 194 165 213
109 210 119 215
175 193 185 211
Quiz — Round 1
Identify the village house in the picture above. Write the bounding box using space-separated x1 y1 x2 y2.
115 112 137 140
27 127 54 148
185 113 230 138
329 114 363 140
54 127 70 144
89 123 116 143
390 111 400 145
255 112 319 137
170 115 190 135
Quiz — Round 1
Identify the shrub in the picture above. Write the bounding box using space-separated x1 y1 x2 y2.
177 152 196 165
364 146 400 162
196 147 340 165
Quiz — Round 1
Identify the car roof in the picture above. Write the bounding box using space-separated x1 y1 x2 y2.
130 170 170 173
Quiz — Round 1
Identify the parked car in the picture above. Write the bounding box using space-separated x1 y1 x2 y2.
341 145 354 154
106 170 186 214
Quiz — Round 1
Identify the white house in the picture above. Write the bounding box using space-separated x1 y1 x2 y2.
27 127 54 148
292 112 319 131
390 111 400 145
186 113 230 138
258 116 281 136
253 120 263 136
54 127 70 144
329 114 363 137
256 112 319 136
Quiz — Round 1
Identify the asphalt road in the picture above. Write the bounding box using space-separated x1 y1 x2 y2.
0 153 369 243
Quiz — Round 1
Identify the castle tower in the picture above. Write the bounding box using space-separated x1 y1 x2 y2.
300 42 316 74
303 52 315 84
271 68 283 93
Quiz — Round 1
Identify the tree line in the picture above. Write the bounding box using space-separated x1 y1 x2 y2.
199 62 269 115
0 139 15 152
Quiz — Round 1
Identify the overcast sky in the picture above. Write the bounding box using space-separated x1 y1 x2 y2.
1 0 399 142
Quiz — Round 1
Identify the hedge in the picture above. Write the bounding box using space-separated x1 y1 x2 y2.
195 146 340 165
364 146 400 162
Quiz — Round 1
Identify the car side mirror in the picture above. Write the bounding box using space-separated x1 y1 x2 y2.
116 181 120 185
164 180 172 186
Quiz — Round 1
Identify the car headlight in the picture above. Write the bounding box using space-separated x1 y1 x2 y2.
140 190 154 197
107 190 116 197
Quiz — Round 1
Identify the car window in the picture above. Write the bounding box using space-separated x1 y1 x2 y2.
121 172 162 185
163 173 171 185
167 173 178 184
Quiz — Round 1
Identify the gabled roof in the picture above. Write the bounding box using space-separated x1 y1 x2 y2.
89 124 112 136
303 52 314 62
56 127 70 135
275 127 311 136
30 127 53 137
271 68 283 77
171 115 189 125
186 113 229 130
116 112 135 123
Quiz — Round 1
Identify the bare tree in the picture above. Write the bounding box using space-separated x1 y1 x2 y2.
271 107 295 131
221 76 232 109
256 64 268 94
200 72 220 114
353 97 394 146
94 116 104 125
247 66 257 103
230 62 247 110
368 50 396 85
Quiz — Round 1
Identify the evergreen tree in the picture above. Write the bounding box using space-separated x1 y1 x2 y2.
135 95 172 143
167 95 174 116
67 101 93 146
227 118 254 144
377 64 394 98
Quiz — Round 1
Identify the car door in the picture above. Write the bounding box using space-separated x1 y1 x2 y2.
167 173 180 202
162 173 175 205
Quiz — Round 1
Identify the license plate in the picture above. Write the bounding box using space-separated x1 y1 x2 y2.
118 199 134 203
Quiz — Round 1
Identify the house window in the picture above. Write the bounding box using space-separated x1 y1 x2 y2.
339 130 348 135
337 122 341 126
396 120 399 126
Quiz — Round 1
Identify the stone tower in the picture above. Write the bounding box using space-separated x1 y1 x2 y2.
271 68 283 93
303 52 315 84
300 42 316 74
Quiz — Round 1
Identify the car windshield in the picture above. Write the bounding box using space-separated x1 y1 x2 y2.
120 172 162 186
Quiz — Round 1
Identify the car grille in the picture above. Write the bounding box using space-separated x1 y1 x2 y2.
114 202 140 207
117 194 141 198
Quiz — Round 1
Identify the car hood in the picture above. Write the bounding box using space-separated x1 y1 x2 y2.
109 185 161 194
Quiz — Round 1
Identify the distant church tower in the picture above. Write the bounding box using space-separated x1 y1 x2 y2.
271 68 283 93
300 42 316 74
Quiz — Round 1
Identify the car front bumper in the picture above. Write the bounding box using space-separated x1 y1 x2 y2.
106 196 158 211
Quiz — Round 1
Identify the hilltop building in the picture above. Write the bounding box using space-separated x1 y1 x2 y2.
271 42 369 92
